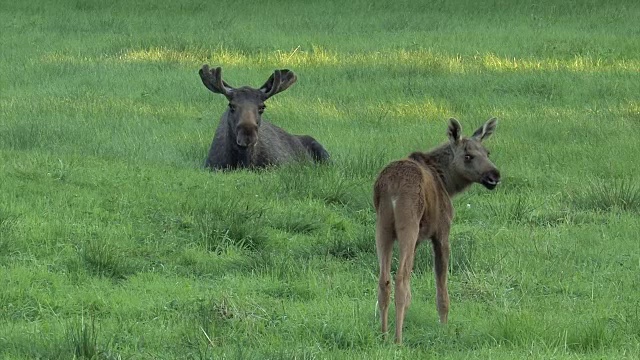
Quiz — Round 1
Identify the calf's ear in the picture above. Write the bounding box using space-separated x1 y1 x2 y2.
448 118 462 145
471 117 498 142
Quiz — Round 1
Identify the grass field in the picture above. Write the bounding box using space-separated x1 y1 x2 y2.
2 0 640 358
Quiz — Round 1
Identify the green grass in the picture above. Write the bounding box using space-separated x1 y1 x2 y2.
2 0 640 358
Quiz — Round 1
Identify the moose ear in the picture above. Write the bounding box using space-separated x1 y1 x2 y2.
471 117 498 142
199 65 234 97
448 118 462 144
259 69 297 99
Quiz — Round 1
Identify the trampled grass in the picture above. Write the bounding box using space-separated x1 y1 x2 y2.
1 0 640 358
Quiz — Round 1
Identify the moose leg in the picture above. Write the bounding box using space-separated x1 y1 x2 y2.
376 216 394 339
432 232 451 324
394 223 419 344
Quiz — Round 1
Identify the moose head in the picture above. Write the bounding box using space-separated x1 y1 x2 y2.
199 65 297 148
447 117 501 190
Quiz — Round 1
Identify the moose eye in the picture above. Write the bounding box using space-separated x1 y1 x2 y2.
258 105 266 114
464 154 473 161
228 104 236 113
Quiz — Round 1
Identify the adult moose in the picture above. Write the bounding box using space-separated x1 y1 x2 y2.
373 117 501 344
198 65 330 170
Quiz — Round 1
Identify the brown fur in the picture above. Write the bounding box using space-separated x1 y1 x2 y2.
373 117 501 344
198 65 330 170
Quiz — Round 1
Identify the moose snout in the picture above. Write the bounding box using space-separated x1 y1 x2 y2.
481 168 501 190
236 136 257 148
236 126 258 148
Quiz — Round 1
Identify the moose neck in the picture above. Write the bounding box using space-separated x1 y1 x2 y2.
408 144 473 197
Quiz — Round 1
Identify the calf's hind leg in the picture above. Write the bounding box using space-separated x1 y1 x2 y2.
375 213 394 339
432 230 451 324
394 222 419 344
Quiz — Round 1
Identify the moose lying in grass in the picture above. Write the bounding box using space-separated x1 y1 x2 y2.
198 65 330 170
373 117 501 344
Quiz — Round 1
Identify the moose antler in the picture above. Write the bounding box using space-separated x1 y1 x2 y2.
260 69 297 99
262 70 282 99
199 65 233 97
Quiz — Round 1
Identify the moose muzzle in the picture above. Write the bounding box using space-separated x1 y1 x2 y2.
480 168 501 190
236 124 258 148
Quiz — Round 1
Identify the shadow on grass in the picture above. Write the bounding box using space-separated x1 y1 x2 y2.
65 313 120 360
0 211 19 257
486 314 619 354
573 179 640 213
267 161 370 208
192 199 269 253
81 241 137 281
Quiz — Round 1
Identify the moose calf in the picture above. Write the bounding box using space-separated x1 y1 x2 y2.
373 117 501 344
198 65 330 170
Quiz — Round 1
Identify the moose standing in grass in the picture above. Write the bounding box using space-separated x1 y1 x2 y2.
373 117 501 344
198 65 330 170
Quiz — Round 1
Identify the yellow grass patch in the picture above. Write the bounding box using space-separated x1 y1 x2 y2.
41 47 640 74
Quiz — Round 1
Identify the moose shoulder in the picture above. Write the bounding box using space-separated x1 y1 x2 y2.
198 65 330 170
